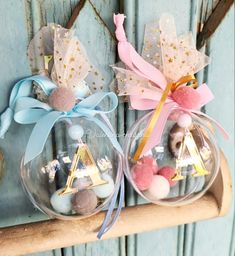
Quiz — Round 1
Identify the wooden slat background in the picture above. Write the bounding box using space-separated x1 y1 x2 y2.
0 0 234 255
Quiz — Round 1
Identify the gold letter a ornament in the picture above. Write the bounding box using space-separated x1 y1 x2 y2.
59 143 107 195
172 129 209 181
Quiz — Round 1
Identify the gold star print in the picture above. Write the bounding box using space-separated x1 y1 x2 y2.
168 58 173 63
70 57 75 62
185 51 190 56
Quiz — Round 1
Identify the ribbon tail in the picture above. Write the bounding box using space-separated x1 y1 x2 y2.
24 111 63 164
141 102 177 156
0 108 14 138
96 111 124 238
97 174 125 239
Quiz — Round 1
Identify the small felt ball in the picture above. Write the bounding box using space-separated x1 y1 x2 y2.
68 125 84 140
172 86 201 109
147 175 170 200
131 163 154 191
177 113 192 128
139 156 158 174
50 188 73 214
72 190 98 215
92 174 114 199
48 87 76 112
158 166 177 187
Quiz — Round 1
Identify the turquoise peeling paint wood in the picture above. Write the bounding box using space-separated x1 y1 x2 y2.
0 1 234 256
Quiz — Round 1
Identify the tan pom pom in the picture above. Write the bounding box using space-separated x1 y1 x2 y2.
48 87 76 112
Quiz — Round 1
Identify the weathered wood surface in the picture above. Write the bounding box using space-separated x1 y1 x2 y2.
0 0 234 256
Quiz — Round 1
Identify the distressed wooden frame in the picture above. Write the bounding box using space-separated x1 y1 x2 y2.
0 151 232 256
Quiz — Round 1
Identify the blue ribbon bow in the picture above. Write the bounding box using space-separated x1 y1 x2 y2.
0 75 122 163
0 75 124 238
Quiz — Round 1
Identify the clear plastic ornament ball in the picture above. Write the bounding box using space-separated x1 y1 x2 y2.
124 111 220 206
21 117 122 219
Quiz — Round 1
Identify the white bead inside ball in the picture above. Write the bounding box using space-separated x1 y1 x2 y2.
177 113 192 128
50 188 73 214
146 175 170 200
92 174 114 199
68 125 84 140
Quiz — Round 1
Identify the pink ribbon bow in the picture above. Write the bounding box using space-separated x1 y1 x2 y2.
113 13 229 157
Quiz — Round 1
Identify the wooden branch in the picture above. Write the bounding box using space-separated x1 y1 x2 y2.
66 0 87 29
0 152 232 256
197 0 234 49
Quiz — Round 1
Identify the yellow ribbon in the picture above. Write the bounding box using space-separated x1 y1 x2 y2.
132 75 198 162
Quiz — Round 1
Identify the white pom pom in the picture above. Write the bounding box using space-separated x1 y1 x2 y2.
92 174 114 199
68 125 84 140
147 175 170 200
177 113 192 128
50 188 73 214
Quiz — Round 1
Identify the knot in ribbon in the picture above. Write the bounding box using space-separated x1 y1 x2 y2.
113 13 229 160
132 74 198 161
0 75 122 164
113 14 127 42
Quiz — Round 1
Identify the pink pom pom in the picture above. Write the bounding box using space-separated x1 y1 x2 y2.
172 86 201 109
131 163 154 191
48 87 76 112
158 166 177 187
139 156 158 174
